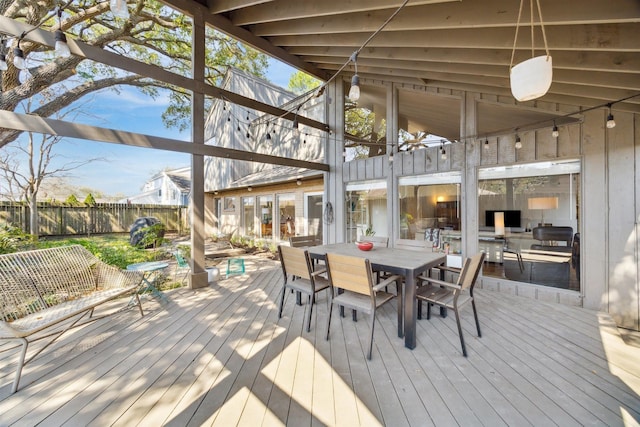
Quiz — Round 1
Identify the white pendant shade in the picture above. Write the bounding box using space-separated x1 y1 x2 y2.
510 55 553 102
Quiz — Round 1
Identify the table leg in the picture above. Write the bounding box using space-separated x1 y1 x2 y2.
404 274 417 349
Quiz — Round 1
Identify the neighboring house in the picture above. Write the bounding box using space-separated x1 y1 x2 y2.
122 166 191 206
203 68 325 242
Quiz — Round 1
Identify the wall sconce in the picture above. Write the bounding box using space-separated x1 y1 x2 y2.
515 134 522 149
528 196 558 226
296 179 302 186
247 186 252 192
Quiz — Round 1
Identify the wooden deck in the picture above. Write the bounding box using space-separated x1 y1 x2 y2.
1 257 639 426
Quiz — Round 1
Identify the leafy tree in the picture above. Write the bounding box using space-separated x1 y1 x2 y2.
0 0 270 145
65 194 80 205
287 71 321 95
0 100 102 236
83 193 96 205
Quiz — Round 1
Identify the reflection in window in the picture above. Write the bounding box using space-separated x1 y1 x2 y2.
346 181 387 242
258 196 273 238
478 160 580 291
242 197 255 237
399 174 462 249
277 193 296 240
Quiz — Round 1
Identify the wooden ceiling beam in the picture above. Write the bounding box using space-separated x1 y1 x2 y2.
268 23 640 52
163 0 329 80
313 58 640 90
289 46 640 74
227 0 458 26
0 111 330 171
205 0 273 14
251 0 640 36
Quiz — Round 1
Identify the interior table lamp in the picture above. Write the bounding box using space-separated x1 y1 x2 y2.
528 197 558 227
494 211 505 237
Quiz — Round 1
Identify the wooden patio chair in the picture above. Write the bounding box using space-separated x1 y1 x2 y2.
277 245 330 332
289 235 322 248
324 253 400 360
416 252 485 357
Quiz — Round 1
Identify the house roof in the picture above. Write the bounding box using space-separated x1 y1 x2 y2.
166 172 191 193
229 163 324 188
164 0 640 140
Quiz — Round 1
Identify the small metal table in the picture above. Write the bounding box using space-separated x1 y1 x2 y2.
127 261 169 301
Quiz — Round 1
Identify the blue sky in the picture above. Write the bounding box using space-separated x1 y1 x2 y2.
47 58 297 197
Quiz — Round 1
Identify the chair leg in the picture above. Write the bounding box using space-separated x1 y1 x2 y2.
278 285 287 319
471 298 481 338
426 302 432 320
326 301 334 340
454 308 467 357
352 309 358 322
368 311 376 360
306 294 313 332
11 338 28 394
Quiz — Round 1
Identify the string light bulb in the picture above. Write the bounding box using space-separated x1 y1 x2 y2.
606 104 616 128
54 7 70 58
54 31 70 58
110 0 130 19
515 134 522 149
348 52 360 102
13 43 26 70
551 123 559 138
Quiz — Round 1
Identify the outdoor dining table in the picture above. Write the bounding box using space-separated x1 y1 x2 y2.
308 242 446 350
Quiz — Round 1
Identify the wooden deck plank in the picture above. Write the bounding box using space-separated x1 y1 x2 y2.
0 262 638 427
129 268 283 426
483 293 640 423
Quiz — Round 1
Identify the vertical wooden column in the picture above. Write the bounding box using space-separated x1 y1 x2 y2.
461 92 480 258
324 79 345 244
189 14 208 289
387 83 399 243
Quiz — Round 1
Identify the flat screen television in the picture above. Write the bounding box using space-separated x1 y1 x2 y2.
485 210 521 228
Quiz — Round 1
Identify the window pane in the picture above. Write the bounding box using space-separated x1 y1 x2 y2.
346 181 387 242
242 197 255 237
478 160 580 291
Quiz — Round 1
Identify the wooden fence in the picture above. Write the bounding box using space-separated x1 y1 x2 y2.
0 202 188 237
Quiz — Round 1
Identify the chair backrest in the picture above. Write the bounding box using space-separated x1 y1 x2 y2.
174 251 189 268
289 235 321 248
278 245 313 281
532 226 573 246
394 239 429 251
359 235 389 248
424 228 440 248
457 252 486 291
325 253 374 296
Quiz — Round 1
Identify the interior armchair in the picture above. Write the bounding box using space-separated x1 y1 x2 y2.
531 226 573 252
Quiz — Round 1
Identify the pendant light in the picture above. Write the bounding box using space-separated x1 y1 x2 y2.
509 0 552 101
551 123 559 138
